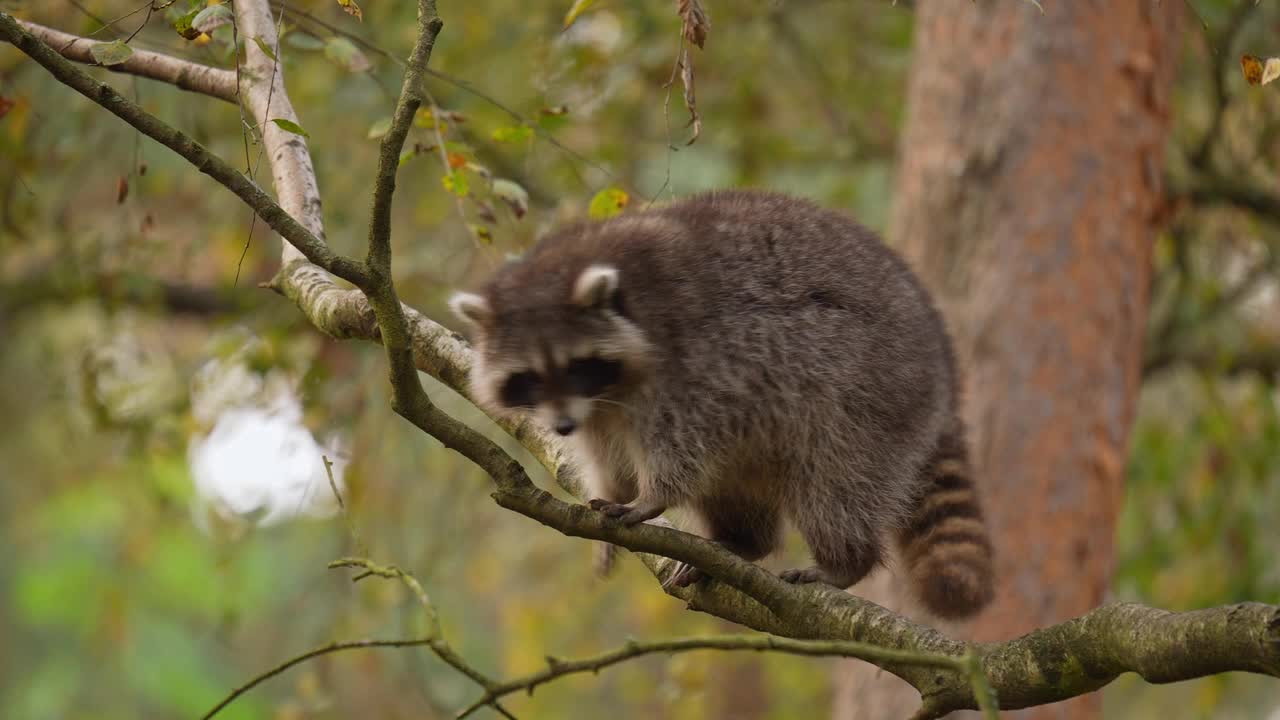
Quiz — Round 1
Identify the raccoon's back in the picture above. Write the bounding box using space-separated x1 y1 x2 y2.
635 190 956 423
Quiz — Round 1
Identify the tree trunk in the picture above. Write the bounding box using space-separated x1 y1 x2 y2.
834 1 1182 718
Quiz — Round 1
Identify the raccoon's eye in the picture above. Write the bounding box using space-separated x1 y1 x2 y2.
565 357 622 397
500 371 542 408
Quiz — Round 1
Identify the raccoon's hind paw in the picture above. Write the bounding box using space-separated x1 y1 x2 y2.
779 565 856 589
591 499 665 526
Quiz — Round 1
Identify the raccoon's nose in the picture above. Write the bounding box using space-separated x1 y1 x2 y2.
554 417 577 436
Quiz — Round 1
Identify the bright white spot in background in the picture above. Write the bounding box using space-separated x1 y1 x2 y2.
187 334 345 530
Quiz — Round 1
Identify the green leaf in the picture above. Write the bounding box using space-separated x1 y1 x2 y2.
252 36 278 62
324 37 371 73
563 0 600 29
491 125 534 143
191 4 233 34
89 40 133 66
492 178 529 219
442 171 470 198
367 117 392 140
588 187 629 219
269 118 310 138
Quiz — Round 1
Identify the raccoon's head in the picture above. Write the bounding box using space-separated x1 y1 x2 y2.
449 264 653 437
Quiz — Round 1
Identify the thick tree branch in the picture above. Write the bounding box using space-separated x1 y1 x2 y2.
6 8 1279 718
931 601 1280 717
15 19 237 102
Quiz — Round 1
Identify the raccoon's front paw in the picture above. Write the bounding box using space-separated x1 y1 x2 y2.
590 500 665 526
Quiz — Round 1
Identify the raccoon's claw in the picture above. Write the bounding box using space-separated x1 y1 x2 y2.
664 561 706 589
592 500 665 526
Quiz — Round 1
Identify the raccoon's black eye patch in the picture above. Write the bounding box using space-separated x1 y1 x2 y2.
565 357 622 397
500 371 542 408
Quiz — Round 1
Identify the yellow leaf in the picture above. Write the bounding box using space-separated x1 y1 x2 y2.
588 187 629 219
336 0 363 21
1242 54 1264 85
563 0 599 29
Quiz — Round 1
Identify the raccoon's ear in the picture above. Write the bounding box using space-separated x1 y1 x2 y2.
449 292 492 328
572 265 619 309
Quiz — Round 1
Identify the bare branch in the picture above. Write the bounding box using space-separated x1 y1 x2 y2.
328 557 515 718
204 555 518 720
15 19 237 102
457 632 967 719
199 637 434 720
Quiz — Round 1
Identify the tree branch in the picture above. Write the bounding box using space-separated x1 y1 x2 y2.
15 19 237 102
199 637 436 720
937 601 1280 717
327 557 516 719
203 555 520 720
457 633 968 719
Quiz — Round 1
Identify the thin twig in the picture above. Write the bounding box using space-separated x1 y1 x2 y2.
200 637 435 720
327 557 515 719
456 632 967 719
323 455 367 555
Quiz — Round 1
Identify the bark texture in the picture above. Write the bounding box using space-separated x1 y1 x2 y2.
837 1 1183 718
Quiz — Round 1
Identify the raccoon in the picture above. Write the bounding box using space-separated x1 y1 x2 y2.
449 189 994 619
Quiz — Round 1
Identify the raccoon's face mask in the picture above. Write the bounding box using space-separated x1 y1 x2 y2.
449 264 652 436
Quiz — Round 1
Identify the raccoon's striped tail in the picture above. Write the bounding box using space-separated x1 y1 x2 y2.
896 430 995 620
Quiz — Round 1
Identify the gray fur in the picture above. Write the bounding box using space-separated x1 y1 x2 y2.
451 189 993 616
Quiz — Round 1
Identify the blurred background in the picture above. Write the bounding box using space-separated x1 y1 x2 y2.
1 1 1278 718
